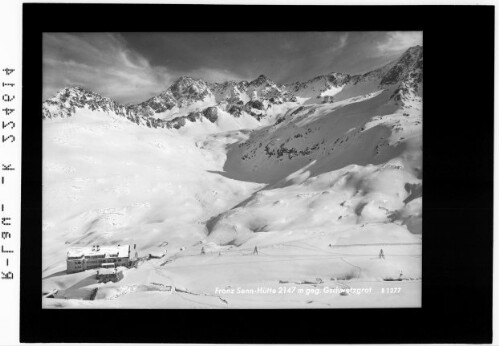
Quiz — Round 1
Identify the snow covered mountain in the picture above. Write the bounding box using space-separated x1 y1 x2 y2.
43 86 128 119
207 46 423 245
43 46 422 128
42 46 422 309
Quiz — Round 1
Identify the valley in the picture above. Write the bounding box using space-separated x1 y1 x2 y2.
42 45 422 308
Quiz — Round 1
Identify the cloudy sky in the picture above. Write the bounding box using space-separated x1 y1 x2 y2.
43 31 422 104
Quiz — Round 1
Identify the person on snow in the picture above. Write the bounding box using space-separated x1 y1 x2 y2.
253 246 259 255
379 249 385 259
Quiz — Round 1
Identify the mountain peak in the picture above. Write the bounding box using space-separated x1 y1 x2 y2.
170 76 207 88
251 74 272 85
406 45 422 52
172 76 198 84
43 43 423 123
56 85 89 96
43 85 124 119
167 76 210 99
398 45 423 64
169 76 202 91
375 45 422 86
50 86 101 103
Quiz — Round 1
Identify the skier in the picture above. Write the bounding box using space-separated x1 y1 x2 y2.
253 246 259 255
379 249 385 259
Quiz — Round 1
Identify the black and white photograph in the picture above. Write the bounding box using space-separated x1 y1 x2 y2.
41 31 423 309
8 2 492 344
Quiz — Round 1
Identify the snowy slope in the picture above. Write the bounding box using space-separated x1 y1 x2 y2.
42 46 422 309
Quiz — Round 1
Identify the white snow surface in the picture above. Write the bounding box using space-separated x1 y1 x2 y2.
42 60 422 309
67 244 129 258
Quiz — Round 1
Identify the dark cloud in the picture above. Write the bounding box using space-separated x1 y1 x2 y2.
43 31 421 103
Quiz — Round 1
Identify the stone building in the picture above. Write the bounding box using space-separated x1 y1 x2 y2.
66 244 137 274
96 268 124 283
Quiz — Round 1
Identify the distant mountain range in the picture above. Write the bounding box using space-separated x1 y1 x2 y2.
43 46 422 131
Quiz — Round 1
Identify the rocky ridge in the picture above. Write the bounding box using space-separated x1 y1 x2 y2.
43 46 422 130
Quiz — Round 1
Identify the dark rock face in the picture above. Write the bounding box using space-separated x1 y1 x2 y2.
161 106 218 130
326 73 351 85
380 65 405 85
167 117 186 130
275 116 286 125
386 47 423 103
268 97 283 104
251 112 266 121
148 100 174 113
322 96 334 104
380 46 423 86
203 107 218 123
250 74 271 86
227 104 243 117
262 138 321 160
170 76 211 101
245 100 265 111
187 111 202 122
243 100 267 120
